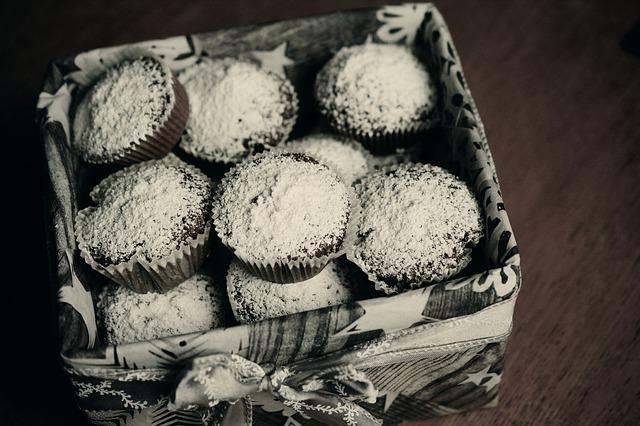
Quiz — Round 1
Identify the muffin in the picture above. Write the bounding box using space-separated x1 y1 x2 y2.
73 56 188 165
97 273 228 345
212 152 352 283
279 133 371 184
178 58 298 163
315 43 436 154
348 163 483 294
226 260 354 323
75 155 213 293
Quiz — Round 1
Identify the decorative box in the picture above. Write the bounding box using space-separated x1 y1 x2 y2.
38 3 520 425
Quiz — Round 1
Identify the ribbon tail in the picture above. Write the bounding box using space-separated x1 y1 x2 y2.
219 398 253 426
281 391 382 426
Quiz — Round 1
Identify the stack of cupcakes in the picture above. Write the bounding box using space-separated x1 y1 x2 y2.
71 41 485 341
211 151 358 323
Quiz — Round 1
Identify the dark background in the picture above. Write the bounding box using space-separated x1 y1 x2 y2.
2 1 639 425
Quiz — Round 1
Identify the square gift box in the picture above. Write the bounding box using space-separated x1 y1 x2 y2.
38 3 521 424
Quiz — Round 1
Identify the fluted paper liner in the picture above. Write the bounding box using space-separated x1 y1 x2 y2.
231 249 340 284
114 75 189 165
336 119 434 156
76 216 211 294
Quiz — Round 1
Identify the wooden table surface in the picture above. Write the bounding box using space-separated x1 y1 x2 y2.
3 0 639 425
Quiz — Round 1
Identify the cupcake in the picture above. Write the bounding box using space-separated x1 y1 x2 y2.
97 273 228 345
315 43 436 154
178 58 298 164
212 152 352 283
348 163 483 294
73 56 188 165
279 133 371 184
226 260 354 323
75 155 213 293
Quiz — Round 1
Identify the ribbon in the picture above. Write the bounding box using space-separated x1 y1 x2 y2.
169 353 381 426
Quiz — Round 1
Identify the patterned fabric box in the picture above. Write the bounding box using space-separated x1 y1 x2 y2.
38 3 520 425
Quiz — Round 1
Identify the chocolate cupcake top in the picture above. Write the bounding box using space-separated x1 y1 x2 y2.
73 56 175 163
212 152 351 264
280 134 371 184
315 43 436 138
97 273 228 345
226 259 354 323
179 58 298 163
75 155 212 266
350 163 483 293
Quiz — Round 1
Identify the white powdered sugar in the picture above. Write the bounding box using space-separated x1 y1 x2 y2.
179 58 298 163
280 134 371 184
73 56 174 162
226 260 353 323
76 156 212 265
97 273 228 345
315 43 436 137
213 152 351 263
352 163 483 289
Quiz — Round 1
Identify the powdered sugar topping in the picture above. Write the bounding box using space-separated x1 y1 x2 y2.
179 58 298 163
351 163 483 289
280 134 371 184
315 43 435 137
73 56 174 162
97 273 228 345
213 152 351 263
226 260 353 323
76 156 212 265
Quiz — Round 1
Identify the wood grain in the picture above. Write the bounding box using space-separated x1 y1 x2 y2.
3 0 640 425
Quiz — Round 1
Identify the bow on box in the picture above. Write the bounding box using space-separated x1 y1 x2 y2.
169 353 381 426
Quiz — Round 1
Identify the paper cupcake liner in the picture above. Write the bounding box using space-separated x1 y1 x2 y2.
76 220 212 294
232 250 340 284
114 75 189 165
225 279 244 323
339 120 433 156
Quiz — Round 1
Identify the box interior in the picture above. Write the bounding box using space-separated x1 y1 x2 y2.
40 2 519 366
